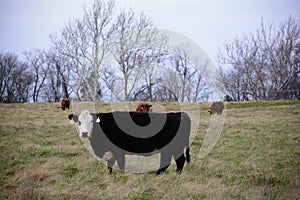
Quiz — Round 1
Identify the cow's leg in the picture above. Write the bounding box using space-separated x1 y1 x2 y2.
156 152 171 175
106 157 116 174
175 154 186 174
116 154 125 173
185 148 191 163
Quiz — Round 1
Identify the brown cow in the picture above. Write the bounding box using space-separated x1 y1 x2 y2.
61 98 70 111
136 102 152 112
208 101 224 115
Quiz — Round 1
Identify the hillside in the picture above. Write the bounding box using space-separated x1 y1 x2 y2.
0 101 299 199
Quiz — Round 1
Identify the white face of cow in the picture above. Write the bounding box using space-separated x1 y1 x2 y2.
78 110 94 138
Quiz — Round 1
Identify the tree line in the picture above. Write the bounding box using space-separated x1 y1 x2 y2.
0 0 299 103
218 16 300 101
1 0 209 103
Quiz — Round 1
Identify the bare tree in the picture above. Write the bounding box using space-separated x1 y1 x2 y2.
190 59 209 102
51 0 116 101
43 54 62 102
25 49 49 102
218 16 300 100
0 52 32 103
267 17 300 100
40 49 74 102
51 49 74 99
100 65 123 101
46 0 212 102
109 9 163 101
169 44 199 102
159 44 209 102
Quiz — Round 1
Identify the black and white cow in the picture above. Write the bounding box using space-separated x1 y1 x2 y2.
68 110 191 174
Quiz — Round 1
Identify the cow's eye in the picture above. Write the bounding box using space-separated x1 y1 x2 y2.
90 120 93 123
78 121 81 126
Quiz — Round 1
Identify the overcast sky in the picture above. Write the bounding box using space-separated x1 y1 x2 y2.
0 0 299 62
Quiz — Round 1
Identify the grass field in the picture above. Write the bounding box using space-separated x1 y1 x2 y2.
0 101 299 199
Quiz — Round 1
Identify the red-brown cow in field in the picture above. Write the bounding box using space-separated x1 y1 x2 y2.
61 98 70 111
208 101 224 115
136 102 152 112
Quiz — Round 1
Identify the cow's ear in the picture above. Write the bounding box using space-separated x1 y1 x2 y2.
68 114 73 120
68 114 78 123
68 114 75 124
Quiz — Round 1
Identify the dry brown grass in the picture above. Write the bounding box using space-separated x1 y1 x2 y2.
0 101 299 199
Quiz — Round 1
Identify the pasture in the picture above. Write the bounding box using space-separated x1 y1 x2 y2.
0 101 299 199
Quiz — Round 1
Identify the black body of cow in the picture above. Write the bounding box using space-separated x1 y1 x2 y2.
69 111 191 174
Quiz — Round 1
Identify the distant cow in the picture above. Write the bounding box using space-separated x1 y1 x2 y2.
208 101 224 115
68 110 191 174
136 102 152 112
61 98 70 111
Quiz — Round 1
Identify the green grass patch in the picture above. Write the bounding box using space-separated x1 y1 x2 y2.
63 165 79 178
227 100 300 109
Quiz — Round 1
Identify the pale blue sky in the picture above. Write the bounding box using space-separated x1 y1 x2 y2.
0 0 299 62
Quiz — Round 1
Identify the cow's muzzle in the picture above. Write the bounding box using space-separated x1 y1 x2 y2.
81 132 88 138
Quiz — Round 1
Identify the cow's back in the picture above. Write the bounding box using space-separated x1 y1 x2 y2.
96 112 190 154
210 101 224 114
61 98 70 110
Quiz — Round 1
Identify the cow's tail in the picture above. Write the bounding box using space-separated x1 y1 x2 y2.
185 113 191 164
185 146 191 163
